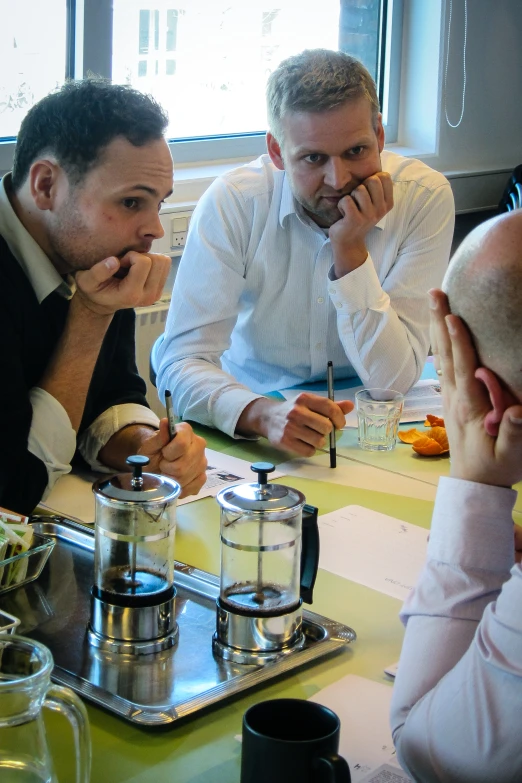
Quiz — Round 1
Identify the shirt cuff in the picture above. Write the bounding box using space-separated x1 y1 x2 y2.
210 387 265 440
78 403 160 472
28 387 76 499
327 253 390 315
428 476 517 572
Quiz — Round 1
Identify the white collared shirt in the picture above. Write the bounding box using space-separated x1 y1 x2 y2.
158 151 454 437
0 175 159 499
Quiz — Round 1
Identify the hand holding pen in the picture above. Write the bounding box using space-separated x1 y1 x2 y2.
135 389 207 497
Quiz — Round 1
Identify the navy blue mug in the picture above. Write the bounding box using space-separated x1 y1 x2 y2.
241 698 351 783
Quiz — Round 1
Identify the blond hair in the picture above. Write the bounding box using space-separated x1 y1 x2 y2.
266 49 380 143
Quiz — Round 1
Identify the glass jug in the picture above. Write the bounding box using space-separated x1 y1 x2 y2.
0 634 91 782
216 463 319 617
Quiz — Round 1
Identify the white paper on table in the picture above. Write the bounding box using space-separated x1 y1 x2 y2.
177 448 283 505
318 505 428 600
280 379 443 428
310 674 411 782
276 453 437 502
42 449 284 522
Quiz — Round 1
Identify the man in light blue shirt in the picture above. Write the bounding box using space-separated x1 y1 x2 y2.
158 49 454 456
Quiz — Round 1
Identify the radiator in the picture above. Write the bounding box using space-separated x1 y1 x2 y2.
134 300 171 419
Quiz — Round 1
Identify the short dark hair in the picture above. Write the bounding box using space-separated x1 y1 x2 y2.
267 49 380 144
12 79 169 191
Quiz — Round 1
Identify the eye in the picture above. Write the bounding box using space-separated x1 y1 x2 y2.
304 153 324 164
347 146 365 157
122 198 139 209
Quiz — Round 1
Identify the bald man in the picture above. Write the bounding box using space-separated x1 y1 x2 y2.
390 211 522 783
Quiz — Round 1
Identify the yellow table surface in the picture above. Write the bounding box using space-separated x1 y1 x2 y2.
39 424 520 780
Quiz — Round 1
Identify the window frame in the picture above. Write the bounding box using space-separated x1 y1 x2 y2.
0 0 401 174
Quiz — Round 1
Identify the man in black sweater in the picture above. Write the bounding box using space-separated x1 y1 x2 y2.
0 80 207 515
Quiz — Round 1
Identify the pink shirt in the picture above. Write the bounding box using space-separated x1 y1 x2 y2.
391 476 521 783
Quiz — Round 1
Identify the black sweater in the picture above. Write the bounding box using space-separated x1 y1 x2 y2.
0 235 149 515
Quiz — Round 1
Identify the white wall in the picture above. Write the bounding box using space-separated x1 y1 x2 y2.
397 0 522 211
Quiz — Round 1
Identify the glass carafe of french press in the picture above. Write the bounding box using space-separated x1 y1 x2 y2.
88 455 180 655
213 463 319 664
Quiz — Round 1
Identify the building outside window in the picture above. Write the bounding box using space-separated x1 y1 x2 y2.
0 0 395 172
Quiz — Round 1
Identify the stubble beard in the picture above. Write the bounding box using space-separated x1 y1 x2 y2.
48 199 126 274
297 194 343 229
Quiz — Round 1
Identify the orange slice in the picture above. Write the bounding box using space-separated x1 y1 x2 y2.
411 435 443 455
398 429 425 444
399 423 449 456
424 414 445 427
412 426 449 456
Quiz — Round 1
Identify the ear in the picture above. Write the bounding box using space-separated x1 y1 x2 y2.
475 367 516 437
29 159 63 211
266 132 285 171
375 113 385 152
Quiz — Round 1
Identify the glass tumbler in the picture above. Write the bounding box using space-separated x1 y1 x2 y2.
355 388 404 451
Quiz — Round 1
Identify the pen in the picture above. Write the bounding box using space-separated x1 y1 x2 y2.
165 389 177 440
327 361 336 468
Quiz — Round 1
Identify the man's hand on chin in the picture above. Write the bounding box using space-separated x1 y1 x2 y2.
329 171 394 278
75 251 171 316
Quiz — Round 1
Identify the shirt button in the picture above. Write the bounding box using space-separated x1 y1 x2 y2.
317 297 324 303
329 287 335 294
336 302 343 309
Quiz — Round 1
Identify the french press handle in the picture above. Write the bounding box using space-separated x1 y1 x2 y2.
300 504 320 604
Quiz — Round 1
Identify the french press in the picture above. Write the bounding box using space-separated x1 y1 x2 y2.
213 463 319 664
88 455 180 655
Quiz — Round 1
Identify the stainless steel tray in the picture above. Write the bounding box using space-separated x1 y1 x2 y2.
0 518 356 727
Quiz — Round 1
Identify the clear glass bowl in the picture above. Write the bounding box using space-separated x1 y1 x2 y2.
0 532 55 595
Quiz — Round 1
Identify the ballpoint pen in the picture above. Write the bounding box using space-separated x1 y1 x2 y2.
165 389 177 440
327 361 336 468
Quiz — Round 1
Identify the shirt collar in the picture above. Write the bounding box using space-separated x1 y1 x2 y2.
0 174 72 303
278 171 389 232
279 172 297 227
278 174 325 234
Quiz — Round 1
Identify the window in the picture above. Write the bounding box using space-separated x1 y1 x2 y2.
0 0 67 140
0 0 399 173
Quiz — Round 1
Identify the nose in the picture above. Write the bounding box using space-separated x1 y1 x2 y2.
143 210 165 241
324 158 352 191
